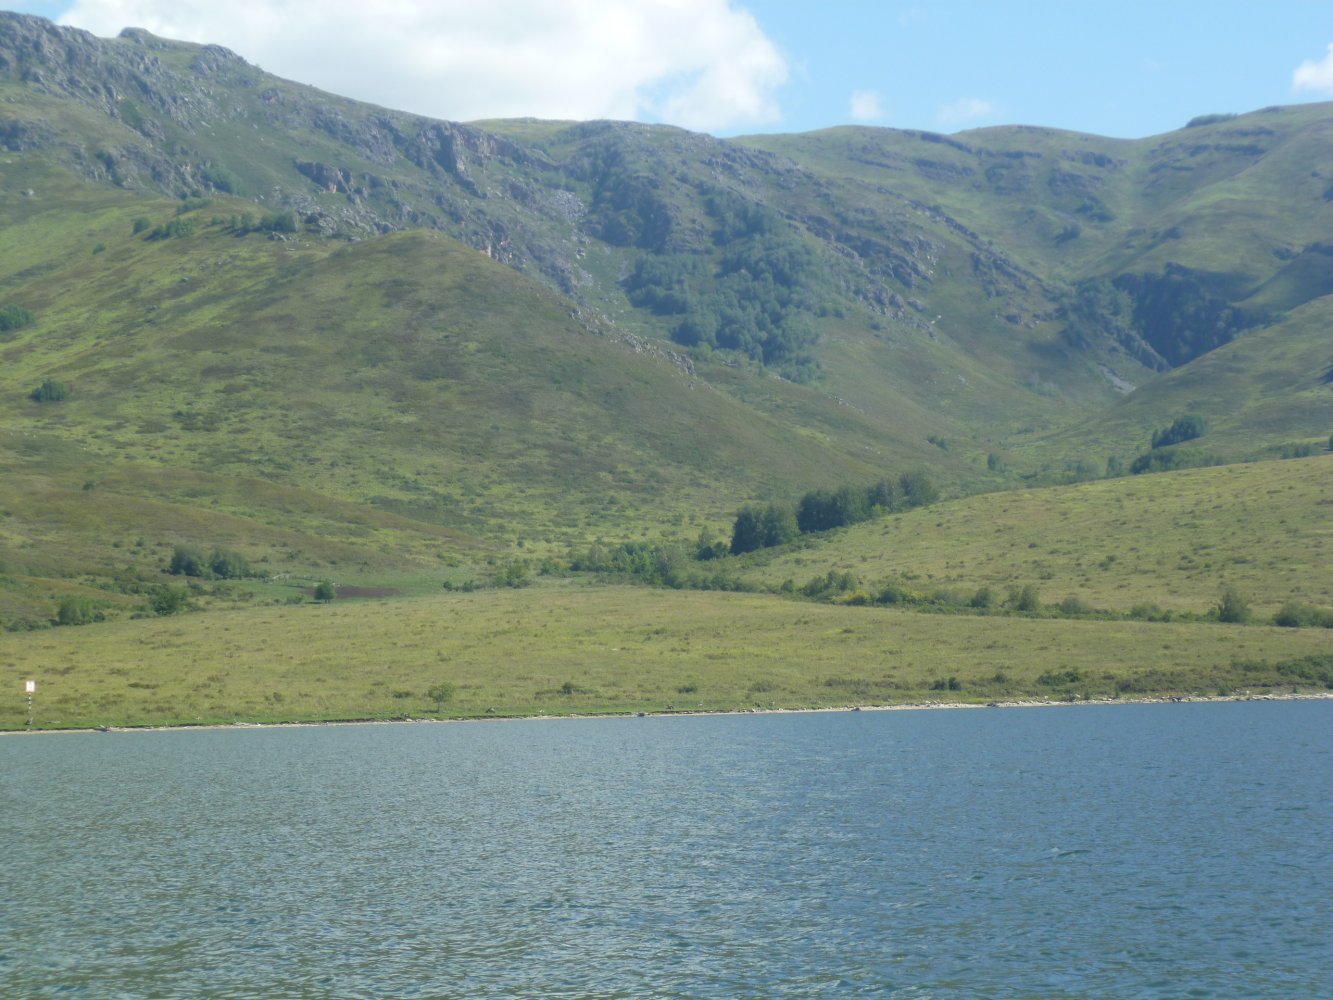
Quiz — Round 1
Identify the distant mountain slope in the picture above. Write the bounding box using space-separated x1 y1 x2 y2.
0 11 1329 625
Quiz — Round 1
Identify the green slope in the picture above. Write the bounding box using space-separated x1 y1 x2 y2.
0 10 1328 638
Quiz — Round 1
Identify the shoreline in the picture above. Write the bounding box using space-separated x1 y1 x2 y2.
4 690 1330 736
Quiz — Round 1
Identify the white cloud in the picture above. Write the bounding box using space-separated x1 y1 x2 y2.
1293 42 1333 94
936 96 997 128
57 0 788 134
849 89 884 122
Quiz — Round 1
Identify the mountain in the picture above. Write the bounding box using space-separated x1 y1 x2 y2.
0 11 1329 627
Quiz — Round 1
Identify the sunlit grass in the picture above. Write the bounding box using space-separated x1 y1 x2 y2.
2 583 1327 730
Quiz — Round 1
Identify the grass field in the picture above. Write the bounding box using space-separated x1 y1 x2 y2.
2 582 1329 731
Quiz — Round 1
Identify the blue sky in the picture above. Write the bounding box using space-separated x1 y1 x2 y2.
8 1 1333 138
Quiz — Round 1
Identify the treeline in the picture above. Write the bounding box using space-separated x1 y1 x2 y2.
729 473 938 556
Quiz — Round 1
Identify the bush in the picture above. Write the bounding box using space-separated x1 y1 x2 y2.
209 548 251 580
313 581 336 602
426 683 455 710
1216 586 1251 624
146 218 195 240
29 379 68 403
55 596 99 626
1058 595 1094 616
132 217 152 234
876 581 910 605
169 544 209 577
1151 414 1209 449
151 585 188 616
1009 584 1041 613
1273 603 1333 629
0 303 35 332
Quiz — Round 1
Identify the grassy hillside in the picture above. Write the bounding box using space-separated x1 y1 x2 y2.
0 161 999 626
731 456 1333 617
0 14 1328 727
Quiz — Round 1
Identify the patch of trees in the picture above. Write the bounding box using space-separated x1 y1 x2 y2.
1151 414 1208 448
29 379 68 403
1063 266 1259 371
1112 266 1256 368
1129 447 1221 475
730 473 938 556
1130 414 1217 474
623 186 827 381
168 545 253 580
145 217 195 240
570 540 746 591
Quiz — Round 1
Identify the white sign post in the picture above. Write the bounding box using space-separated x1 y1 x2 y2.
25 679 35 727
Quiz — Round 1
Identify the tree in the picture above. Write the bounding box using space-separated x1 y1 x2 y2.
759 503 799 548
730 505 765 555
1217 587 1251 624
866 478 900 511
56 596 98 626
151 585 188 616
1152 414 1209 449
426 683 455 711
1009 584 1041 613
169 544 209 577
209 548 251 580
313 581 336 603
0 303 35 332
29 379 68 403
898 471 938 508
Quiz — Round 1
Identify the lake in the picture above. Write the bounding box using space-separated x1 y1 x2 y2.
2 700 1330 998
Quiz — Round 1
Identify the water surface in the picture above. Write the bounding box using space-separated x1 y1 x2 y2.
3 701 1329 997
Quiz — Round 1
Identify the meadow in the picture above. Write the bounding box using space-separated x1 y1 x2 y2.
2 581 1329 731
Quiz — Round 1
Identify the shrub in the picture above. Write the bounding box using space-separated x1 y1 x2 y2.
1273 603 1333 629
313 581 336 602
1151 414 1209 449
0 303 35 332
146 218 195 240
29 379 69 403
426 683 455 710
209 548 251 580
151 585 188 616
169 544 209 577
1058 595 1094 616
1038 668 1083 686
970 586 997 609
132 217 151 234
876 581 910 605
496 561 530 588
1009 584 1041 613
1216 587 1251 624
55 596 99 626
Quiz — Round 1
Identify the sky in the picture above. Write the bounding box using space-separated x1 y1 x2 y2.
7 1 1333 139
